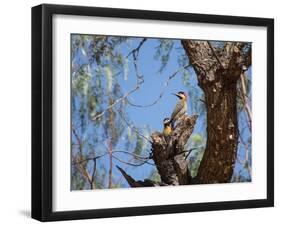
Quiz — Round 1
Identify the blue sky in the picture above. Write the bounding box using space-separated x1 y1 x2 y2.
120 39 199 128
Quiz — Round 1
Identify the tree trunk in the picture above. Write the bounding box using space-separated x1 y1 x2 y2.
192 79 238 183
181 40 248 184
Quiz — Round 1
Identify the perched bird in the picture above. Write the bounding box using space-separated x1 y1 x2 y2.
170 91 187 128
162 118 172 136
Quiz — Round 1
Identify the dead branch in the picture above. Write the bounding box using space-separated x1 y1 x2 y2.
112 155 155 167
116 166 166 187
151 115 198 185
117 115 198 187
126 38 147 58
240 70 252 131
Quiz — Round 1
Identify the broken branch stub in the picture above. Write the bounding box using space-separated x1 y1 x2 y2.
116 115 198 187
151 115 198 185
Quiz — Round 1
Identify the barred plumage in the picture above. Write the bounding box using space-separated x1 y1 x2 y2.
170 91 187 128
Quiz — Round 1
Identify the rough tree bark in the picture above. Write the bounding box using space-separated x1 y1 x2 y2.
181 41 251 184
117 40 251 187
117 115 198 187
151 115 198 185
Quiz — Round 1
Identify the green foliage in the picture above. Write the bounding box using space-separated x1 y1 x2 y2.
127 125 151 164
187 133 205 177
123 58 129 81
148 169 161 183
133 134 144 156
154 39 174 73
104 65 113 93
71 166 86 190
189 148 205 178
182 70 190 86
88 95 97 118
72 70 91 96
71 35 130 190
245 69 252 98
191 133 203 146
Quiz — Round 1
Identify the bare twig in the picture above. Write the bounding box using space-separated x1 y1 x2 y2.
117 109 152 144
172 146 203 160
113 150 151 160
103 141 152 162
181 146 202 160
72 125 83 158
91 43 145 121
92 42 190 119
72 148 152 166
76 163 92 187
72 125 95 188
132 50 144 83
91 86 140 121
108 140 113 188
72 153 108 165
239 134 252 178
91 159 97 180
240 71 252 131
127 64 191 108
112 155 155 166
126 38 147 58
207 41 225 69
90 159 97 189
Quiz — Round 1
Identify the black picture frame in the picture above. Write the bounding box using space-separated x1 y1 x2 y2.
32 4 274 222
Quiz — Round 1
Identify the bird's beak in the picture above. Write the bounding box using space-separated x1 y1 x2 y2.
172 93 181 98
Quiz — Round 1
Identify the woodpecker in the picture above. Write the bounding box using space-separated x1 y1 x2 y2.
162 117 172 136
170 91 187 128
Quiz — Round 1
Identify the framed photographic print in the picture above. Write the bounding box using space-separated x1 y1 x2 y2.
31 4 274 221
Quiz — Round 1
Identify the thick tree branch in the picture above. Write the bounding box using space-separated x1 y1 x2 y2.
117 115 198 187
151 115 198 185
116 165 164 187
181 40 251 184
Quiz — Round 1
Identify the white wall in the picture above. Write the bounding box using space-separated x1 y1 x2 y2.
0 0 279 225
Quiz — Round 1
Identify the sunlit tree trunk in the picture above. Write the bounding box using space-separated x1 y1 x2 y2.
181 40 250 183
